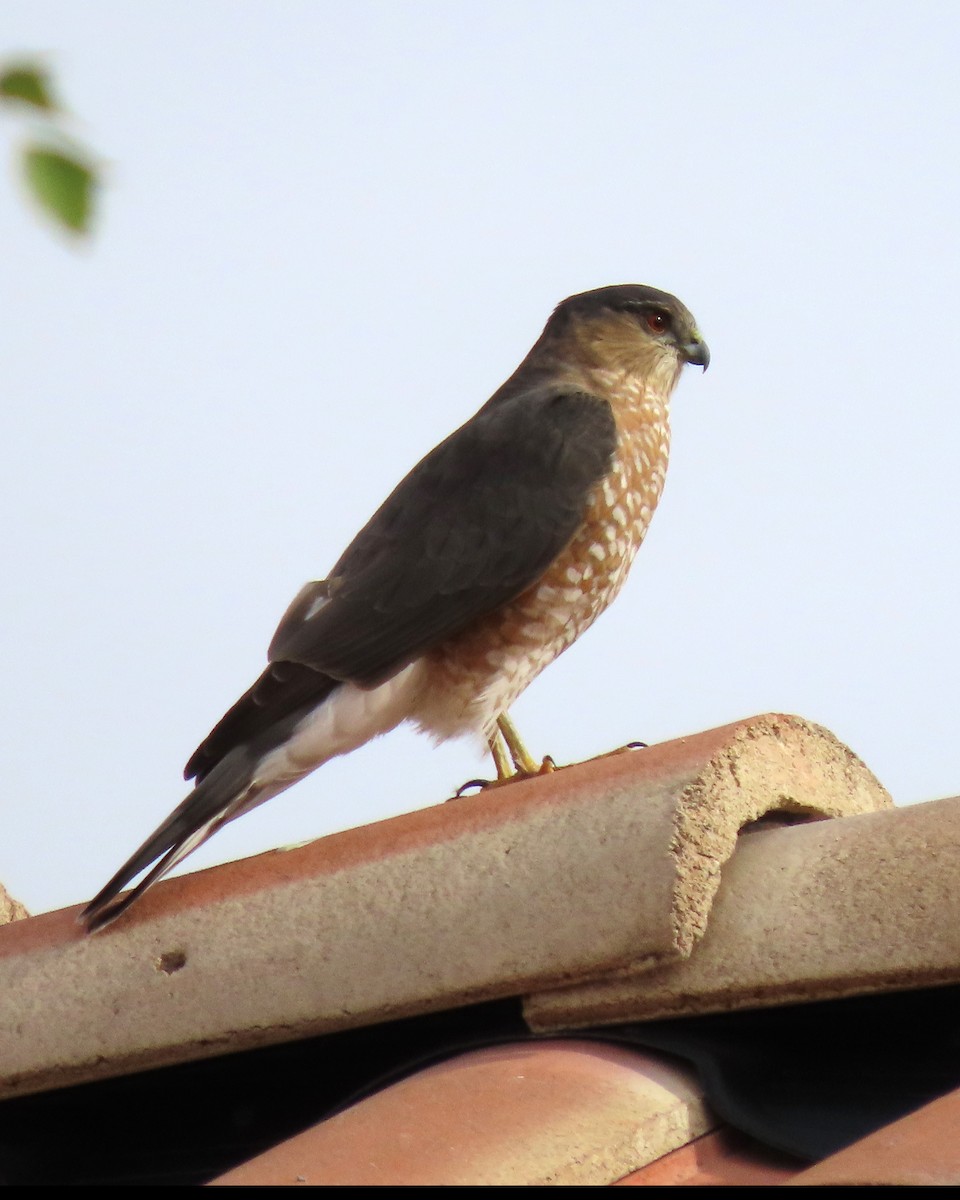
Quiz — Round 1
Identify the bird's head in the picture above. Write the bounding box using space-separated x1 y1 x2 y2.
544 284 709 389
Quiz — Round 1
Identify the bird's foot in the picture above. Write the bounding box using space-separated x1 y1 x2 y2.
453 776 496 797
451 715 556 799
496 711 555 777
524 753 557 776
452 754 556 798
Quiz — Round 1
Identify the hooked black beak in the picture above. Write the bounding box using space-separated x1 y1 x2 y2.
682 337 710 371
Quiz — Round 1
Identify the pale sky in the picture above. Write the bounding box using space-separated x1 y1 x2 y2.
3 1 959 916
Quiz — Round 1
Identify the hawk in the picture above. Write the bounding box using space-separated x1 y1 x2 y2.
82 284 708 930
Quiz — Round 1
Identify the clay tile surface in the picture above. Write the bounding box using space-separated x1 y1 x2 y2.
209 1041 715 1186
3 712 960 1185
788 1087 960 1186
525 792 960 1029
615 1128 802 1186
0 713 893 1100
0 883 28 925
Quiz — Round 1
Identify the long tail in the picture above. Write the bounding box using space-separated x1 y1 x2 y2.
81 663 418 931
81 664 343 932
80 744 265 932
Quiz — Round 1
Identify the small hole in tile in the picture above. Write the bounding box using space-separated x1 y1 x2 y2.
155 949 187 974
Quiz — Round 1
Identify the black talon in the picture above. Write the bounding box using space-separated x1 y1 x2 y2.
453 778 494 798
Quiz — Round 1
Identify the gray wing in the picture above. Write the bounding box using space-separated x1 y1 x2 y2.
268 387 617 685
185 387 615 783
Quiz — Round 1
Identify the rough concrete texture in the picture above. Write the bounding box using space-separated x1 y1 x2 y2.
0 884 28 925
525 794 960 1028
648 712 891 954
0 714 889 1099
210 1041 715 1186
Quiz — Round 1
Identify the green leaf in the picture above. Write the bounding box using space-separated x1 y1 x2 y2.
22 145 96 233
0 64 57 111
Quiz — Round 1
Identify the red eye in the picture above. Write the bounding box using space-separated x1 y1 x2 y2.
644 310 670 334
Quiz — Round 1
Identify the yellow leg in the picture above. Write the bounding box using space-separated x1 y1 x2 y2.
497 712 553 777
488 729 513 781
456 714 554 798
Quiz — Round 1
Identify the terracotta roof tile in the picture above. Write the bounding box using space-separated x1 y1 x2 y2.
615 1128 801 1185
210 1041 715 1186
0 883 27 925
3 713 959 1185
788 1086 960 1186
0 713 890 1100
526 791 960 1029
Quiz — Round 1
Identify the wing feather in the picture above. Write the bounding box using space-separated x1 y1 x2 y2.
186 387 616 783
269 387 617 686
